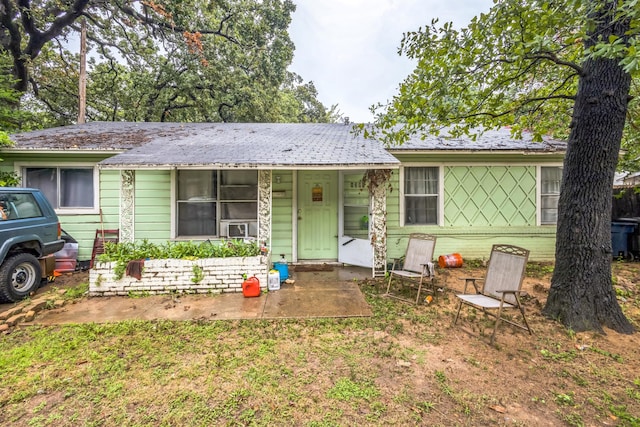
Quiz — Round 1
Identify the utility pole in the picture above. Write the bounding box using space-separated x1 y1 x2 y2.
77 18 87 124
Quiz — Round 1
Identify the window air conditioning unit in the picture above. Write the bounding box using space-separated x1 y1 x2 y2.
220 221 248 238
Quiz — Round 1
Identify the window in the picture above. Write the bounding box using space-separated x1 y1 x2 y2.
24 167 95 210
176 170 258 237
0 192 42 221
541 166 562 224
404 167 439 225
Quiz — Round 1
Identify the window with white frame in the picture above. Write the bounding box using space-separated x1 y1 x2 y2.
176 170 258 238
404 167 439 225
541 166 562 224
23 167 95 210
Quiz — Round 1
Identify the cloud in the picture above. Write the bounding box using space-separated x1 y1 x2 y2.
289 0 493 123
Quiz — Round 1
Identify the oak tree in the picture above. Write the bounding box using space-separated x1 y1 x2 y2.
1 0 333 124
368 0 639 333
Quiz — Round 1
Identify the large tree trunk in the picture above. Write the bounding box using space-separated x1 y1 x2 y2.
542 1 634 334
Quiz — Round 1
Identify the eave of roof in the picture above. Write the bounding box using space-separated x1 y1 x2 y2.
0 148 127 155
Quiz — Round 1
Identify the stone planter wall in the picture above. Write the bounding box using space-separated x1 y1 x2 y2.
89 256 269 296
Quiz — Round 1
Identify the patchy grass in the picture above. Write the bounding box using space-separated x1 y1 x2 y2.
1 263 640 426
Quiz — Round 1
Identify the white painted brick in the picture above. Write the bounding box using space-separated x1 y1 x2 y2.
88 256 268 296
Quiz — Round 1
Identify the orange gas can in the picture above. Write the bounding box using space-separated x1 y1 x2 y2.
242 276 261 297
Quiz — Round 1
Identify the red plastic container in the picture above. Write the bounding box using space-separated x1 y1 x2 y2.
242 276 261 297
438 253 463 268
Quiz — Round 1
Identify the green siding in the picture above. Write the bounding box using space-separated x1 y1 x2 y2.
386 230 557 264
271 171 294 262
0 149 564 264
58 169 121 260
444 166 536 226
386 162 558 262
134 170 171 242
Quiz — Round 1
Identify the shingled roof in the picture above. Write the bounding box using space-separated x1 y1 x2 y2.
7 122 566 169
386 128 566 152
8 121 173 151
98 122 400 169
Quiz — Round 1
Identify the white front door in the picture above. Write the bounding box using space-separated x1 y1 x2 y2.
338 171 373 268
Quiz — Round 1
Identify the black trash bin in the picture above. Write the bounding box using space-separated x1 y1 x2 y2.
614 218 640 259
611 221 637 259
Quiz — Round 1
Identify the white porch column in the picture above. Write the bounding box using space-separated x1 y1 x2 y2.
371 171 389 277
258 170 272 247
120 170 135 242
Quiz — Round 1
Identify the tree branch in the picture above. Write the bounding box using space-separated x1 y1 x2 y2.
20 0 91 59
453 94 576 122
117 3 243 46
525 51 584 76
1 0 28 91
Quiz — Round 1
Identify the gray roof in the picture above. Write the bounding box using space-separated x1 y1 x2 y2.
391 128 565 152
8 121 172 151
98 122 399 169
7 122 566 169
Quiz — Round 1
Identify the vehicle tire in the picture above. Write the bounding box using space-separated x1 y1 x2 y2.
0 253 43 303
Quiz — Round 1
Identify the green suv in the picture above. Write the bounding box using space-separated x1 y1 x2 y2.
0 188 64 302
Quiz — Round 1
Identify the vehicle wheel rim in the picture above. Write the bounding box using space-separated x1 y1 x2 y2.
12 263 37 292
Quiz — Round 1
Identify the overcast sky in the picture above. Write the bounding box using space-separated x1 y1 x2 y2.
288 0 494 123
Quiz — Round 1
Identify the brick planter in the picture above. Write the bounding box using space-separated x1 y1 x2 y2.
89 256 269 296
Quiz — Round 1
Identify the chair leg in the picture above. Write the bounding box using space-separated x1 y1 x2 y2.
414 278 423 304
453 300 464 325
512 295 533 335
489 302 506 345
385 274 393 295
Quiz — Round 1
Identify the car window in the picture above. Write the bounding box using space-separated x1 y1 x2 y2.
0 193 42 220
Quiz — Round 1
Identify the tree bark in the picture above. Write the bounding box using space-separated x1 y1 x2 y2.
542 1 634 334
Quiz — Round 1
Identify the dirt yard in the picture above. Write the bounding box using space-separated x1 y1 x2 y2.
3 261 640 426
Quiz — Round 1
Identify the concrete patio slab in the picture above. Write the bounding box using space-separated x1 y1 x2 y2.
20 265 373 325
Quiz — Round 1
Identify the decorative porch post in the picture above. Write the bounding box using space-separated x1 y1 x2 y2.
120 170 135 242
258 170 272 249
371 180 387 277
368 169 390 277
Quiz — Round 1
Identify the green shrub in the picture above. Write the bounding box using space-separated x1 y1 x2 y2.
98 239 260 263
97 239 261 279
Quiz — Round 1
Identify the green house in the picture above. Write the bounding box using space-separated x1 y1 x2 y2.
4 122 565 276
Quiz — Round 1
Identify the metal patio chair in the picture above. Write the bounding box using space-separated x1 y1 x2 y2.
384 233 437 304
453 244 533 344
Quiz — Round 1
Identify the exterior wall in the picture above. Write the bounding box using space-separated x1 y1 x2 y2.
51 169 122 260
89 256 269 296
386 153 564 262
1 149 564 265
133 170 172 243
271 170 294 262
444 165 536 226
